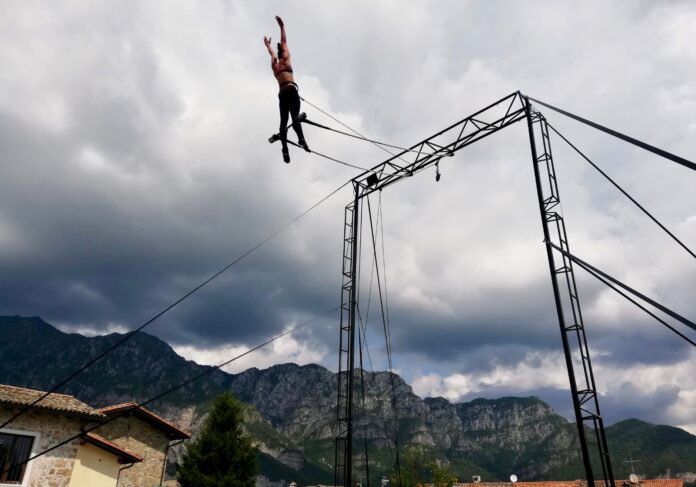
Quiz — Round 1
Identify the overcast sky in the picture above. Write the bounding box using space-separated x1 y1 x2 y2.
1 1 695 433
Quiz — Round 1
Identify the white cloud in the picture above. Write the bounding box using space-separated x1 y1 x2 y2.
411 349 696 434
0 0 694 431
173 327 328 374
54 321 131 337
412 352 568 401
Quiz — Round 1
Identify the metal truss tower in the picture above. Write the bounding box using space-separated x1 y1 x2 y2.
525 99 614 484
334 92 615 487
335 188 360 487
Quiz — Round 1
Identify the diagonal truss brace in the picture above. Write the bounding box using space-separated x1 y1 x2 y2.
352 91 527 198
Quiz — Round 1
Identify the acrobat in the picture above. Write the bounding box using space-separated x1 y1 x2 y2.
264 16 310 163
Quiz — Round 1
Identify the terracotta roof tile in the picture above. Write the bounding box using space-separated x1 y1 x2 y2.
622 481 684 487
0 384 104 420
98 402 190 440
454 481 684 487
84 432 143 463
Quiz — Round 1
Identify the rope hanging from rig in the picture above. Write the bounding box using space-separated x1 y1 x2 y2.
366 195 402 486
358 325 371 487
356 201 402 477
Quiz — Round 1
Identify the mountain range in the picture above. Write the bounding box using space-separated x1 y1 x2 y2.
1 315 695 485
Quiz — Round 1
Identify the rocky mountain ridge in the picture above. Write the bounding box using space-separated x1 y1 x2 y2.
1 315 695 484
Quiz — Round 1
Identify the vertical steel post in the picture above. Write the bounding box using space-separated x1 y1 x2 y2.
346 184 360 487
524 97 596 484
336 183 361 487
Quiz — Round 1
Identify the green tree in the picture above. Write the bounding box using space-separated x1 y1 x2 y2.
395 446 428 487
178 392 258 487
391 447 458 487
429 458 457 487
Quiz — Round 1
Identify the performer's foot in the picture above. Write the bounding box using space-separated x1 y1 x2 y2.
298 139 311 153
282 149 290 163
269 134 280 144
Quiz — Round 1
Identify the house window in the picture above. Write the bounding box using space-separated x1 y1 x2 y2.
0 432 35 484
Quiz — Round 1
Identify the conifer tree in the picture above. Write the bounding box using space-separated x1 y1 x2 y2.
178 392 258 487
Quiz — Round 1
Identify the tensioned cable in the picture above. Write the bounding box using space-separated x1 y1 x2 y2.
355 201 399 470
298 96 451 185
377 194 402 487
366 196 402 486
300 96 413 168
527 96 696 172
366 197 393 371
378 193 395 371
286 140 373 172
356 201 401 473
301 97 401 159
369 196 395 374
546 241 696 332
357 301 375 372
547 123 696 261
302 118 438 157
0 178 351 431
0 306 339 477
358 326 371 487
360 195 384 356
355 306 396 471
576 259 696 347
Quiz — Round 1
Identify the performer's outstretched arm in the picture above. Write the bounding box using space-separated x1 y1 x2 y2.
263 36 277 65
276 16 287 45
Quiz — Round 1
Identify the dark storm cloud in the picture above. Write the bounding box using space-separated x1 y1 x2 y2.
0 0 347 347
600 382 682 426
0 0 695 428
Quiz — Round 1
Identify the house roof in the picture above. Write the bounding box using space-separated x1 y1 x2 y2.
0 384 105 420
98 402 190 440
454 481 684 487
83 432 144 464
627 481 684 487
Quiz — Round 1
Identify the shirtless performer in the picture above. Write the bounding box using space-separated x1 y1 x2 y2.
264 15 309 163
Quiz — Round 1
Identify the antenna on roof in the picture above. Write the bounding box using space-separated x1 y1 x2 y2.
623 450 642 479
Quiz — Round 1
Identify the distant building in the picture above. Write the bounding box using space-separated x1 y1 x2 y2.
0 383 189 487
97 402 190 487
454 480 684 487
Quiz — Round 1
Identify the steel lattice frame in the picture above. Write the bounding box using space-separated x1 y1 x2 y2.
334 91 615 487
525 100 614 484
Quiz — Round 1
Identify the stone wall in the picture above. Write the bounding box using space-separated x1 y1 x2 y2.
0 408 83 487
99 415 170 487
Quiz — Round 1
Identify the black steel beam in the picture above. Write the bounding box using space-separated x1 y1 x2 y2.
524 99 597 484
527 96 696 173
351 92 527 198
525 100 615 487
